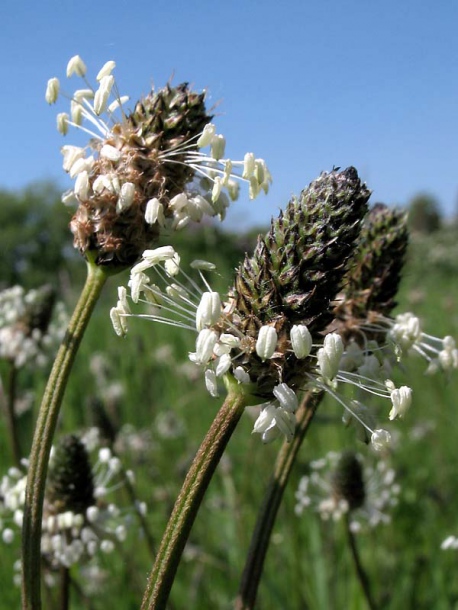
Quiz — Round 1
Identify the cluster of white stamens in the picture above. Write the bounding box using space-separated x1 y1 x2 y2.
111 248 430 449
0 439 144 570
388 312 458 374
46 55 272 229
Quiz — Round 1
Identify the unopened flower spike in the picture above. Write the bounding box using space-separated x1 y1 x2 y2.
115 168 377 444
334 204 458 377
47 56 271 270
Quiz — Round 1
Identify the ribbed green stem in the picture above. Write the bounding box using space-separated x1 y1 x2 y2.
141 385 248 610
235 390 323 610
21 263 108 610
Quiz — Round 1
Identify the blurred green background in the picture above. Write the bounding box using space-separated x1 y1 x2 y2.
1 184 458 609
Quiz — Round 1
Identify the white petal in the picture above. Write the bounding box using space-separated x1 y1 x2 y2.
45 77 59 104
197 123 216 148
74 171 90 200
256 326 278 361
196 292 222 331
96 60 116 81
193 329 219 365
371 429 391 451
233 366 250 384
272 383 298 412
116 182 135 213
290 324 312 359
215 353 232 377
242 153 255 179
210 134 226 160
100 144 122 162
145 198 165 226
205 369 219 397
66 55 87 77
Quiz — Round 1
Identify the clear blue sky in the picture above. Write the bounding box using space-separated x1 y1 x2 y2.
2 0 458 228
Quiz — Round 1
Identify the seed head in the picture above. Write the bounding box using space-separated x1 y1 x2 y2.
231 167 371 395
47 435 95 515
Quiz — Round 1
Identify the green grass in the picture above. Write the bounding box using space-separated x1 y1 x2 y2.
2 228 458 609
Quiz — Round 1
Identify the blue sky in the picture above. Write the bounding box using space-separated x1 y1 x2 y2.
2 0 458 228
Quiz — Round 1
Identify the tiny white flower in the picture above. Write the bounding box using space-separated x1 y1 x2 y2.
46 77 60 104
131 246 177 274
74 171 90 200
317 333 344 381
210 134 226 160
272 383 298 412
66 55 87 78
70 100 83 125
211 176 223 203
290 324 312 359
371 429 392 451
256 326 278 361
96 60 116 81
190 259 217 272
191 329 219 365
100 144 122 162
164 252 181 277
389 386 412 420
197 123 216 148
219 333 241 349
56 112 69 135
169 193 188 211
110 307 127 337
205 369 219 397
216 353 232 377
233 366 251 384
116 182 136 213
61 145 85 173
73 88 94 102
196 292 222 331
94 75 114 115
145 198 165 226
242 153 255 179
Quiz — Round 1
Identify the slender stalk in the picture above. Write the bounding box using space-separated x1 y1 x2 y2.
344 514 378 610
120 461 156 559
21 263 108 610
235 390 324 610
140 383 248 610
58 567 70 610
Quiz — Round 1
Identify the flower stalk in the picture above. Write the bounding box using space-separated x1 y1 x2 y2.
234 390 323 610
344 513 378 610
140 378 249 610
21 262 108 610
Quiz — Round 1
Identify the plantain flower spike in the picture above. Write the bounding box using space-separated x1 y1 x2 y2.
335 203 409 334
231 166 371 398
47 56 271 270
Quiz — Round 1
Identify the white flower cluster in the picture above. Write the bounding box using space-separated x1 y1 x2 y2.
0 435 145 571
47 55 271 227
388 312 458 374
295 451 400 532
111 247 419 450
0 286 67 368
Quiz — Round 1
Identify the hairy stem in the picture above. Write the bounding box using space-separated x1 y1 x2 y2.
21 263 108 610
140 384 248 610
235 390 323 610
345 514 378 610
